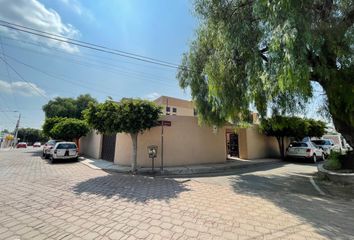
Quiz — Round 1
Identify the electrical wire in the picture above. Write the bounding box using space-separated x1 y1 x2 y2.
0 20 185 70
0 19 181 67
0 56 49 100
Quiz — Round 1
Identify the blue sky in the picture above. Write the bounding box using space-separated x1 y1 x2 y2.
0 0 198 131
0 0 326 132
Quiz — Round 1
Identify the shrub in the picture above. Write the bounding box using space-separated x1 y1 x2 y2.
324 152 342 170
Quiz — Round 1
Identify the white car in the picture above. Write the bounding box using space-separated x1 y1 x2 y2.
311 139 334 156
43 139 63 158
49 142 78 163
33 142 41 148
286 141 325 163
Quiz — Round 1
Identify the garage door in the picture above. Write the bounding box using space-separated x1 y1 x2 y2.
101 134 116 162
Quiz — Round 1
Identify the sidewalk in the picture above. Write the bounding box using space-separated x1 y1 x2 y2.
79 156 281 176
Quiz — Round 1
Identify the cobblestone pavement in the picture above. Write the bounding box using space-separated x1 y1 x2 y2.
0 149 353 240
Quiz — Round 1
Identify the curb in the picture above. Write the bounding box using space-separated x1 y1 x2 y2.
79 157 282 177
317 163 354 185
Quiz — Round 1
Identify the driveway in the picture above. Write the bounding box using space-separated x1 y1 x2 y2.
0 148 353 239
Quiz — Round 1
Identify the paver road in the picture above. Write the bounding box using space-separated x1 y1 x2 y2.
0 148 353 239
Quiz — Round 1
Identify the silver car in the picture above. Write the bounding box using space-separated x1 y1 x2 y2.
311 139 334 156
49 142 78 163
286 141 325 163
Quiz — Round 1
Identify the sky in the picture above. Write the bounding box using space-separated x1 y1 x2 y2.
0 0 199 131
0 0 327 132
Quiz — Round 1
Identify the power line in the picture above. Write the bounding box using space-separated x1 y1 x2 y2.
3 54 125 99
0 19 180 68
0 56 49 100
0 35 20 110
1 41 178 88
0 20 184 70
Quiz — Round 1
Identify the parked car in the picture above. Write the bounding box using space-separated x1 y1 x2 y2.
49 142 78 163
16 142 27 148
322 134 351 154
311 139 334 156
286 141 325 163
43 140 63 158
33 142 41 148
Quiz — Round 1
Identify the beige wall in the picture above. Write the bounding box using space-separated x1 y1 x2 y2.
79 131 102 159
115 115 228 167
238 125 289 159
160 105 194 116
154 96 195 117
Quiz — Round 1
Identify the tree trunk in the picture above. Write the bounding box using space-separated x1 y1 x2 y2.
321 81 354 150
130 133 138 173
276 137 285 160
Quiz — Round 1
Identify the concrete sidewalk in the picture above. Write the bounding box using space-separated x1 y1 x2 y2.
79 156 281 176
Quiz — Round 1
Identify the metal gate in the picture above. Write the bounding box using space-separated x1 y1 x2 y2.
227 133 239 157
101 134 116 162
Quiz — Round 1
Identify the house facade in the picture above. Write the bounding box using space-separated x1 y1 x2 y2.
80 96 283 167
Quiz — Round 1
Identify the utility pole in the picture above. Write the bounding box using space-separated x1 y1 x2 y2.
13 113 20 147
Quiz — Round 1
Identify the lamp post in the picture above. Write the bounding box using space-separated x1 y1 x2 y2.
0 110 20 147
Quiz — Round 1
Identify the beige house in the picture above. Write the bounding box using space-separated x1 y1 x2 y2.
153 96 195 116
80 96 283 167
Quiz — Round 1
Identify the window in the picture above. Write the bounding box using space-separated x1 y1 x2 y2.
166 106 170 112
289 142 308 148
57 143 77 149
172 107 177 113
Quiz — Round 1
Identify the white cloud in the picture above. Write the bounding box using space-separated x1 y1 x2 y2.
145 92 161 101
0 80 46 97
59 0 94 21
0 0 80 53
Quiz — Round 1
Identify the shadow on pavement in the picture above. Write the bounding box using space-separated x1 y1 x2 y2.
73 171 190 203
230 173 354 239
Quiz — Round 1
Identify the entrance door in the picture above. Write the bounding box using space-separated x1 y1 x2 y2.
101 134 116 162
227 133 239 157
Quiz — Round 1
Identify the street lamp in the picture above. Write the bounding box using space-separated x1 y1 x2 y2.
0 110 20 146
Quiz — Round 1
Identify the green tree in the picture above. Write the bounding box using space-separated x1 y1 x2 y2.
42 94 97 119
42 117 67 138
17 128 47 144
50 118 90 142
85 99 161 172
1 129 10 134
260 116 326 160
178 0 354 148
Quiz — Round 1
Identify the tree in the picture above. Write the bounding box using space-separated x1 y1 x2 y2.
42 117 67 138
42 94 97 119
1 129 10 134
85 99 161 172
17 128 47 144
178 0 354 148
260 116 326 160
50 118 90 143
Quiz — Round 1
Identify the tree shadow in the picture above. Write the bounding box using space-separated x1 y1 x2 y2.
72 171 190 203
230 172 354 239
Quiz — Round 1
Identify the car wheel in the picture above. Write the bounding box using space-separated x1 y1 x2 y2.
313 154 317 163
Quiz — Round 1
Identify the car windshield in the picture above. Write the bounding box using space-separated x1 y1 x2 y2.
48 140 56 145
57 143 76 149
290 142 308 148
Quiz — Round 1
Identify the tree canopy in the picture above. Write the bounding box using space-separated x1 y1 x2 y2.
50 118 90 141
17 128 47 144
260 116 326 159
178 0 354 147
42 117 67 138
42 94 97 119
85 99 161 171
